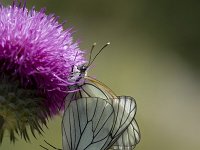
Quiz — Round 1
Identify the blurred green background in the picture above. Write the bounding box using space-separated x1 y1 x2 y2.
1 0 200 150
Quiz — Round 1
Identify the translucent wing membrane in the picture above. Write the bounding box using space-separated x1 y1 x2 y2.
64 77 117 108
62 97 115 150
65 77 117 102
108 119 141 150
104 96 137 149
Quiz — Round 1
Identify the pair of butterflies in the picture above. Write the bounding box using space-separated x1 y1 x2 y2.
42 43 140 150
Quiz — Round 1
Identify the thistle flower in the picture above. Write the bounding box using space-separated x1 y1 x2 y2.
0 1 85 143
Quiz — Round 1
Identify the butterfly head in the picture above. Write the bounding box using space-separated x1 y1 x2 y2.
67 42 110 83
67 64 88 83
77 64 88 75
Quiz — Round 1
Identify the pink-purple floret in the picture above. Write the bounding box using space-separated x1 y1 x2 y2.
0 5 86 114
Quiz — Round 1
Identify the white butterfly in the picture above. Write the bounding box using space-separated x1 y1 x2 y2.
61 43 140 150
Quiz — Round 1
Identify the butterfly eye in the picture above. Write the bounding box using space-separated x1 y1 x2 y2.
77 64 87 73
81 65 87 71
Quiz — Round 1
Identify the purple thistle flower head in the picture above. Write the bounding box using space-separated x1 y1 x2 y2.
0 1 85 143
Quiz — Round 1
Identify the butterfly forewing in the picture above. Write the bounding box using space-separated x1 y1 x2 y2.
80 82 112 100
62 97 115 150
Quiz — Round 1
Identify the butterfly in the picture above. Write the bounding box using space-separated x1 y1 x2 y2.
40 43 140 150
61 43 140 150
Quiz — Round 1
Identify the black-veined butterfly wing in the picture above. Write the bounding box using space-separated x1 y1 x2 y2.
62 97 115 150
108 119 141 150
65 76 139 150
104 96 137 149
64 76 117 109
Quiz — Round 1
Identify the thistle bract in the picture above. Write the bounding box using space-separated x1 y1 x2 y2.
0 2 85 143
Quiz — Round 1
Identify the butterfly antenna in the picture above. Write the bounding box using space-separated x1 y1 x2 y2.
88 42 96 65
88 42 110 66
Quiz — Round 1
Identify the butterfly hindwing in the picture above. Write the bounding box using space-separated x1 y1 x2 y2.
108 119 141 150
62 97 115 150
105 96 137 149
